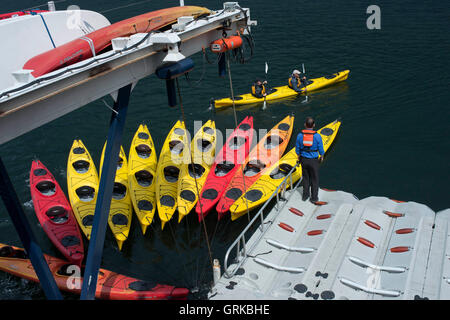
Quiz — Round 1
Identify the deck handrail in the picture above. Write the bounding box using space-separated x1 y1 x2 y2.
223 163 302 278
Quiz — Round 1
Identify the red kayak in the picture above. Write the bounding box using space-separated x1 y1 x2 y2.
195 116 254 221
22 6 210 77
216 115 295 218
0 10 48 21
30 160 84 266
0 243 189 300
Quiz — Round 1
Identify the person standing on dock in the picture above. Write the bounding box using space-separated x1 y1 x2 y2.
295 117 325 203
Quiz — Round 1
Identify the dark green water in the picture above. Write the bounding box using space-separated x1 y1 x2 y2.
0 0 448 299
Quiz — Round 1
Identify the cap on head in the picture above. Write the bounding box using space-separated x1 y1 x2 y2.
293 70 301 75
305 116 315 128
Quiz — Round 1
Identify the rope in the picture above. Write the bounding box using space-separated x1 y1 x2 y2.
175 77 215 275
225 52 252 223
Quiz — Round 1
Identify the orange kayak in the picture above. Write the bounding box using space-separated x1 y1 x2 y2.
23 6 210 77
0 243 189 300
216 114 294 219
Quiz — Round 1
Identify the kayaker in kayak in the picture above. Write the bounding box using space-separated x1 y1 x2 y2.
251 79 268 98
288 70 307 92
295 116 324 204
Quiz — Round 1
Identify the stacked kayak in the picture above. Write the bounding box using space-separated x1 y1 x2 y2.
216 115 294 218
156 120 189 229
66 140 99 240
230 119 342 219
128 124 158 235
196 116 254 221
0 244 189 300
214 70 350 109
177 120 216 223
99 144 133 250
29 160 84 266
22 6 211 77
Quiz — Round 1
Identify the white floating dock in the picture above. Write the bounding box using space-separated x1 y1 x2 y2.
209 187 450 300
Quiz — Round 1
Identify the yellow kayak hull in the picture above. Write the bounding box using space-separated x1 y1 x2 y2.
214 70 350 109
230 119 342 218
128 124 158 235
66 140 99 240
100 145 132 250
177 120 216 222
156 120 189 230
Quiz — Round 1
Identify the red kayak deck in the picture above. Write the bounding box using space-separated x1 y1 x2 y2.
216 115 294 218
30 160 84 266
0 244 189 300
195 116 254 221
22 6 210 77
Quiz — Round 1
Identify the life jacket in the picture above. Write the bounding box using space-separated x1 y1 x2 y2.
301 129 317 151
288 75 301 89
251 83 266 97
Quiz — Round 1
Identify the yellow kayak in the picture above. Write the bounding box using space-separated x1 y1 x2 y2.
99 144 132 250
177 120 216 222
66 139 99 240
128 124 158 235
156 120 189 230
214 70 350 109
230 119 342 217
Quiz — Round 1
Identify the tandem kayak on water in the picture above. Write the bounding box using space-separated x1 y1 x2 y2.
0 243 189 300
214 70 350 109
30 160 84 266
229 119 342 219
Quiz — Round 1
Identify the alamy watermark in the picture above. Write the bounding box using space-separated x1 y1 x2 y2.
366 5 381 30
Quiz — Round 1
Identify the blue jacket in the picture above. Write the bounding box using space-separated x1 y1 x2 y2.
295 131 324 159
289 76 303 93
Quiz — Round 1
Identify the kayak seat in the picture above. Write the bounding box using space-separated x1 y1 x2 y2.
244 160 266 177
244 189 263 201
76 186 95 201
202 188 218 200
116 157 123 170
135 170 153 187
128 280 157 292
197 139 213 152
112 213 128 226
164 166 180 183
215 161 235 176
112 183 127 200
82 214 94 226
169 140 184 155
188 164 205 179
72 160 90 174
0 246 27 259
270 163 294 179
264 135 283 149
35 181 56 196
46 206 69 224
180 190 196 202
229 136 247 150
135 144 152 159
232 96 244 101
160 195 175 207
33 168 47 176
225 188 243 200
137 200 153 211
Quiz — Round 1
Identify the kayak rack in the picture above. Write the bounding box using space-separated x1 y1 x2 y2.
223 164 302 278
